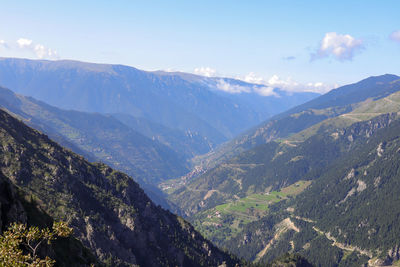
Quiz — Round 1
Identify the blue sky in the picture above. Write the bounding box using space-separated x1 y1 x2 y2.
0 0 399 92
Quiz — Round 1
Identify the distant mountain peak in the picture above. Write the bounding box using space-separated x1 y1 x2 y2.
0 57 318 140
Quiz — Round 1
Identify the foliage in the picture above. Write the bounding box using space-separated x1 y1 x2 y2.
266 253 313 267
0 222 73 267
0 109 240 266
172 112 397 216
193 74 400 170
222 113 400 266
0 85 189 189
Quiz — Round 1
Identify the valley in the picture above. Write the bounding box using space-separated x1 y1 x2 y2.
163 75 400 266
1 62 400 267
1 2 399 266
0 108 241 266
0 57 321 266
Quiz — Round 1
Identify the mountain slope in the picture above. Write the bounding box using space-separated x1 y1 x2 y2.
169 89 400 217
223 112 400 266
169 89 400 261
0 109 240 266
112 112 214 158
195 74 400 169
0 57 317 141
0 86 188 187
278 74 400 116
169 111 394 216
288 89 400 142
0 58 224 142
0 171 98 266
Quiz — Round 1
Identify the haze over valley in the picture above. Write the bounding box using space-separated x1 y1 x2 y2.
0 1 399 266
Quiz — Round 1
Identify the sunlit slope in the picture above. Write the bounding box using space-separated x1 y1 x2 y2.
224 113 400 266
170 90 400 216
289 88 400 142
194 75 400 169
0 108 240 267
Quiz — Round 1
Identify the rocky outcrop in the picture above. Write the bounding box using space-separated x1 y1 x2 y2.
0 109 239 266
0 171 98 266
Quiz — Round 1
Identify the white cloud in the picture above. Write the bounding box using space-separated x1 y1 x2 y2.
194 68 334 95
164 68 178 72
194 67 217 77
237 73 334 94
34 44 58 59
216 79 278 97
253 86 278 97
16 38 58 59
269 75 335 93
17 38 33 48
242 72 265 84
216 79 251 94
390 30 400 43
312 32 364 61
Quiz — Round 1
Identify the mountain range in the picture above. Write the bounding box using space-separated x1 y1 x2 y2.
0 108 241 266
166 74 400 266
193 74 400 169
223 112 400 266
0 57 317 142
0 85 189 208
169 74 400 214
1 56 400 266
0 57 318 209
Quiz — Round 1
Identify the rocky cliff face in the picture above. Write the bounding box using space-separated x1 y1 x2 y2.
0 109 239 266
0 171 98 266
222 112 400 266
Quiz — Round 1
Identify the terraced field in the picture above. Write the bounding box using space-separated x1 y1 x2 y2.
191 181 311 244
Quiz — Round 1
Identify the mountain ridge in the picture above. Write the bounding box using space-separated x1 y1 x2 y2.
0 57 318 141
223 112 400 266
0 108 241 266
0 86 188 184
169 77 400 219
193 74 400 169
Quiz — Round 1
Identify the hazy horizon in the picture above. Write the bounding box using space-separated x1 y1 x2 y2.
0 1 399 94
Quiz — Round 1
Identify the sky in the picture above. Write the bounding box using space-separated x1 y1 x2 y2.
0 0 399 93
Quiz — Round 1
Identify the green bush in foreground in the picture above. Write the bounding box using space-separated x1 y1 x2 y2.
0 221 73 267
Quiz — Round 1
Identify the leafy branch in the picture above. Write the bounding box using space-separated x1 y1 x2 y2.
0 221 73 267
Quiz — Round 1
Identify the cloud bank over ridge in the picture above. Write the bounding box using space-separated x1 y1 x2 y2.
191 67 334 96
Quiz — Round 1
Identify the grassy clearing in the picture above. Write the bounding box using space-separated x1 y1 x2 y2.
191 180 311 243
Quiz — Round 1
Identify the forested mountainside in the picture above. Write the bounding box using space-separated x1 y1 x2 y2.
0 58 317 141
194 74 400 169
0 109 240 267
223 112 400 266
169 87 400 217
0 86 189 187
0 171 98 266
2 57 399 267
166 76 400 266
111 112 214 158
